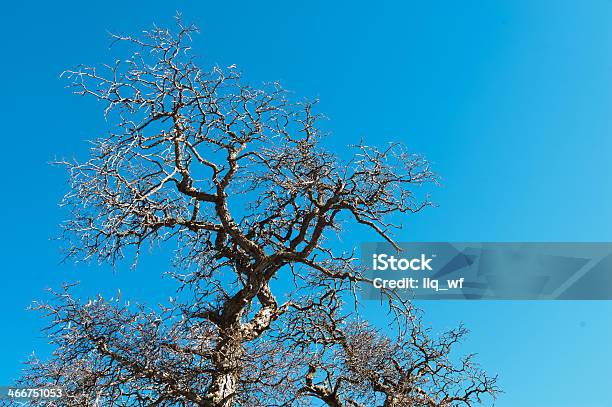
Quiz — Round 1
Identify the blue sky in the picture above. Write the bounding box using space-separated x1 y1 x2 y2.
1 1 612 406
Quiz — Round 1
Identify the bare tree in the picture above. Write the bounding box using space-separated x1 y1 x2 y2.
14 17 498 407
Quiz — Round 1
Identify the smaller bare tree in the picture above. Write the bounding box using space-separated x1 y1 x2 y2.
12 17 498 407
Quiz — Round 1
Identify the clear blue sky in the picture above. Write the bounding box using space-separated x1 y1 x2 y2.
1 1 612 406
